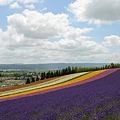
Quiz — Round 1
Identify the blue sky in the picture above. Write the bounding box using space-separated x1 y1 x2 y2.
0 0 120 64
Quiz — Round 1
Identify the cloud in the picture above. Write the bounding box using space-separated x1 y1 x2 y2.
7 9 70 39
76 51 120 63
68 0 120 25
10 2 21 8
103 35 120 46
40 7 47 12
17 0 38 4
0 0 13 6
63 27 93 39
0 0 43 6
56 37 108 54
0 9 109 63
25 4 35 9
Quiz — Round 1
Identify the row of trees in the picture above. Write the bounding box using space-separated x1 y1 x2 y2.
26 63 120 84
26 75 39 84
41 66 73 80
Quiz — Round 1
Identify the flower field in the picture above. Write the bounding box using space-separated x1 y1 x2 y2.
0 68 120 120
0 70 106 101
0 72 88 99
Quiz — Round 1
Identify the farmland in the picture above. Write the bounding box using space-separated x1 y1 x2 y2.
0 68 120 119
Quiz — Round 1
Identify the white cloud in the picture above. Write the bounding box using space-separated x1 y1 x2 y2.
63 27 93 39
103 35 120 46
0 0 13 6
68 0 120 25
0 9 110 63
76 51 120 63
0 1 119 63
16 0 38 4
56 37 108 54
7 9 70 39
0 0 43 6
40 7 47 12
25 4 35 9
10 2 21 8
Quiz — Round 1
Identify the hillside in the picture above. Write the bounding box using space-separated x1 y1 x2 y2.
0 68 120 119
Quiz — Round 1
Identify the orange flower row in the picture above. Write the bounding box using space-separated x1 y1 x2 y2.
0 70 106 101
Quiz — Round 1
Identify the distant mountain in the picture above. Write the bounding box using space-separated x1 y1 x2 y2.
0 63 109 71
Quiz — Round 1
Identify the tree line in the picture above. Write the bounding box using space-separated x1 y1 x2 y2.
26 63 120 84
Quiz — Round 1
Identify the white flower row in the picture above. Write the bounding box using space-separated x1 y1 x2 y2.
0 72 88 97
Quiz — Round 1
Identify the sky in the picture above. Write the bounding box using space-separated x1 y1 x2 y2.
0 0 120 64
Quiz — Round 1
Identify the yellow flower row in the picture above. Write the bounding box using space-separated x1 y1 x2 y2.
0 70 106 100
0 72 87 97
0 73 77 95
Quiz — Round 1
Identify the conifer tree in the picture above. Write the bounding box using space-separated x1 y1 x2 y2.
26 78 31 84
31 77 35 82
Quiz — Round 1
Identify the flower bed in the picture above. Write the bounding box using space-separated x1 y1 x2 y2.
0 69 120 119
0 76 62 92
0 72 88 99
0 70 106 101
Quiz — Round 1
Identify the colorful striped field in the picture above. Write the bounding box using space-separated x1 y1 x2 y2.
0 68 120 120
0 68 118 102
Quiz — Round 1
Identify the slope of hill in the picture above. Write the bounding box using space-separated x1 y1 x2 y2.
0 68 120 119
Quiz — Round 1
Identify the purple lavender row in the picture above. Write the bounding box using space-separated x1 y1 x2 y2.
0 69 120 119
